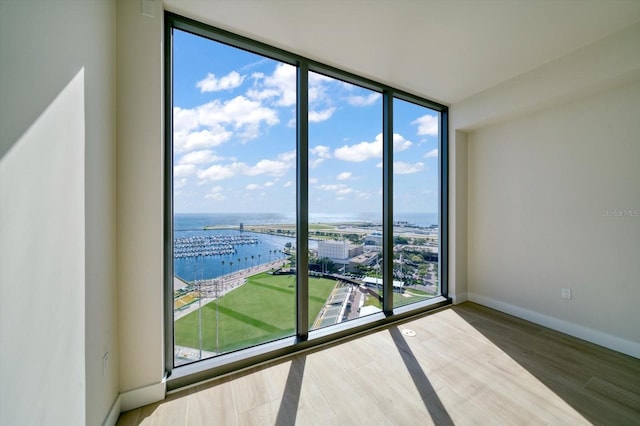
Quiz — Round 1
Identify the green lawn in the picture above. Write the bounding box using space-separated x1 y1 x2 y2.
393 288 438 308
174 273 336 353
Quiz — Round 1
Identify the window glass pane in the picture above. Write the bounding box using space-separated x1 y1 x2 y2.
172 30 296 365
392 98 441 308
307 73 383 330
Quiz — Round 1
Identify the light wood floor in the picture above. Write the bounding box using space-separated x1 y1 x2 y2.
117 302 640 425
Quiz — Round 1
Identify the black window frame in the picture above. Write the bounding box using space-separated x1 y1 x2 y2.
164 11 450 390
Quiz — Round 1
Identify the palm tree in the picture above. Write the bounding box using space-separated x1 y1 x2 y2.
258 254 261 267
251 255 255 269
221 260 225 276
269 249 272 263
237 258 241 272
245 256 248 271
229 261 233 275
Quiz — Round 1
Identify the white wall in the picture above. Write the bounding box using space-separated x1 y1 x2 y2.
0 1 118 425
450 21 640 358
448 129 468 303
466 79 640 357
116 0 166 409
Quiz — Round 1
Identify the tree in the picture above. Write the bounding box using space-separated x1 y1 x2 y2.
394 236 409 245
251 255 255 269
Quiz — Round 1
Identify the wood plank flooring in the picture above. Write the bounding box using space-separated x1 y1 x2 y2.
117 302 640 425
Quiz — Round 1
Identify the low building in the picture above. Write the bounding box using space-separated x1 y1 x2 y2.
364 231 382 246
318 240 363 265
362 276 405 292
348 252 379 272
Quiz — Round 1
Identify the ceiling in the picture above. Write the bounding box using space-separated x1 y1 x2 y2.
164 0 640 105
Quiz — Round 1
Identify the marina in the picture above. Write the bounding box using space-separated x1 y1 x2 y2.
173 234 259 258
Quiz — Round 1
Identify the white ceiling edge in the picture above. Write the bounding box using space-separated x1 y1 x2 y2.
452 21 640 131
163 0 640 105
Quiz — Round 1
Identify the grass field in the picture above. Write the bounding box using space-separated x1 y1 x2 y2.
174 272 336 354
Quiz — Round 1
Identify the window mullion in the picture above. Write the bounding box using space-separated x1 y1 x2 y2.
296 61 309 340
382 90 394 315
439 110 449 297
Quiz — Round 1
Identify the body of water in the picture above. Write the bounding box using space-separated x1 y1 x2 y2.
173 212 438 282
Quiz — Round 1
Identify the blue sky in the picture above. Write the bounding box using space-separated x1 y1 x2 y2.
173 30 439 214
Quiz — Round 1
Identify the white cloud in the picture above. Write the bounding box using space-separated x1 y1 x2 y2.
205 186 225 200
310 144 331 169
394 161 425 174
310 158 324 169
340 81 356 91
311 145 331 158
317 184 338 190
334 133 412 162
278 150 297 163
197 96 279 129
246 159 291 177
309 72 333 84
284 181 293 187
246 183 260 190
264 181 275 187
375 161 425 174
347 93 381 106
240 58 269 72
425 148 438 158
317 183 351 195
247 63 297 107
174 177 188 190
173 107 199 133
309 177 318 184
178 150 222 165
196 71 245 92
337 172 352 180
174 127 233 153
174 94 280 151
335 137 380 162
198 150 295 182
392 133 413 152
411 114 439 136
198 163 244 181
174 164 196 177
309 107 336 123
308 72 333 103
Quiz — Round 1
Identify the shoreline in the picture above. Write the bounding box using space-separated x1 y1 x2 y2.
202 221 439 242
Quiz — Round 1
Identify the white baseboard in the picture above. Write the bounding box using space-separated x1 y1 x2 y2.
102 394 121 426
451 292 468 304
468 293 640 359
120 380 167 412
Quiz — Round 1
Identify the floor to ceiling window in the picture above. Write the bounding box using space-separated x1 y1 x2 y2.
307 73 384 330
165 13 448 381
170 29 297 366
392 99 442 308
